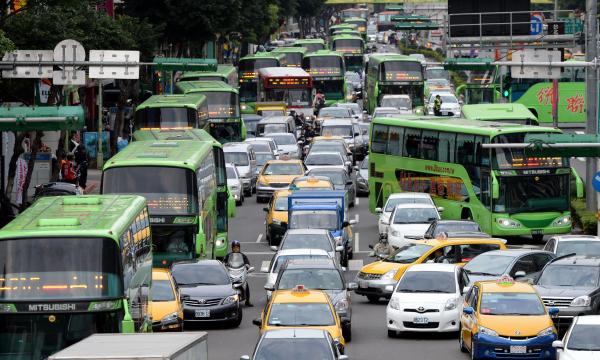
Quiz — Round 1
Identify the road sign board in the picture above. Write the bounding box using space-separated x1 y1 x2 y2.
53 39 85 67
53 69 86 85
1 50 53 78
593 171 600 193
530 13 544 35
510 49 561 79
89 50 140 79
52 40 86 85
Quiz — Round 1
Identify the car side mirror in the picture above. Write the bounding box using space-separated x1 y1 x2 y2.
437 206 444 213
514 270 526 278
343 221 350 227
252 318 262 327
345 161 352 167
297 141 303 145
264 283 275 291
347 282 358 291
263 207 269 212
346 179 354 185
248 266 255 273
354 132 360 136
270 246 278 252
463 306 474 315
353 166 359 171
552 340 564 349
233 283 243 288
375 207 382 214
335 245 344 252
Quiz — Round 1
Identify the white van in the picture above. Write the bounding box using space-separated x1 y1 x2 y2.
223 142 257 196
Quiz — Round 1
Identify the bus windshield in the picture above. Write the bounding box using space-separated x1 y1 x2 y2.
333 39 363 50
180 75 224 83
283 53 303 67
345 56 364 69
102 167 197 215
300 43 325 52
313 79 345 99
303 57 343 76
204 92 240 118
381 61 423 82
210 122 242 143
239 81 257 102
492 133 568 169
494 174 570 214
0 237 122 300
135 107 196 129
239 58 279 72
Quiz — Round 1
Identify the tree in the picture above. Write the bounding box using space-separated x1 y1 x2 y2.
296 0 327 36
0 30 14 57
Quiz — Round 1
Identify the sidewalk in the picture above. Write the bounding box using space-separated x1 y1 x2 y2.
86 169 101 194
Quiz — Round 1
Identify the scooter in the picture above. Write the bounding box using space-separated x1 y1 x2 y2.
368 233 393 259
225 253 254 303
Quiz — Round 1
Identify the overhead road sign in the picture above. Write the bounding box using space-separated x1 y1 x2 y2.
510 49 561 79
443 58 494 70
394 22 440 30
1 50 53 79
53 39 86 85
152 57 217 72
0 106 84 131
89 50 140 79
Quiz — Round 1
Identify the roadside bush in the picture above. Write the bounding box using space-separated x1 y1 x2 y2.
571 198 597 235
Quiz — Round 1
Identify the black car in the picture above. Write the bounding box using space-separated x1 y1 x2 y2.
33 182 83 200
464 249 556 285
306 167 356 207
171 260 242 327
241 329 348 360
423 220 481 239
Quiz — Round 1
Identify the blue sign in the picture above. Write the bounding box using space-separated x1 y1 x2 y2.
592 171 600 192
530 15 543 35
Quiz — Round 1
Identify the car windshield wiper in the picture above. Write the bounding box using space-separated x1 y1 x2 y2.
466 271 498 276
178 282 215 286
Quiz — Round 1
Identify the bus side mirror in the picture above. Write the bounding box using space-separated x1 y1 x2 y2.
572 167 584 198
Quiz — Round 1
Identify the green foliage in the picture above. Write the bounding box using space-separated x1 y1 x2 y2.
0 30 15 57
571 198 597 235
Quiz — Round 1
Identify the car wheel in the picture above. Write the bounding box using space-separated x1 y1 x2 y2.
367 295 379 303
230 308 243 328
266 227 272 245
252 183 256 194
459 326 468 353
236 199 242 206
342 323 352 342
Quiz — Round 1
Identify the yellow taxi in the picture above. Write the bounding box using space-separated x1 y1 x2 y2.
256 159 306 203
263 189 291 246
290 176 335 191
459 276 559 360
355 237 507 302
150 268 183 332
252 285 346 352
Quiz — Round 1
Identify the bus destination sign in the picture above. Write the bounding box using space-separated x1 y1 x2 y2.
266 77 311 88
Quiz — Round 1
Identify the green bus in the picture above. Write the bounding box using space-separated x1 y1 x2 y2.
133 94 209 131
462 103 539 126
446 58 502 105
332 29 362 38
343 17 368 41
102 139 230 264
368 116 576 240
364 54 425 114
329 24 357 37
302 50 348 106
178 64 238 87
0 195 152 359
331 34 364 74
238 52 286 114
293 39 327 53
341 8 369 20
174 80 246 143
270 47 308 67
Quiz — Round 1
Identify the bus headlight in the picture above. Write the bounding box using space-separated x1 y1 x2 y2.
215 239 224 248
552 215 571 227
497 218 522 228
241 104 247 110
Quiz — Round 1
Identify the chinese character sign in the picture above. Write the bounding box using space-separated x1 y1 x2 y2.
566 94 585 113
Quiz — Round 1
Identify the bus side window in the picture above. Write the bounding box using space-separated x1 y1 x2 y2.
421 130 439 160
387 125 403 156
371 124 389 154
403 128 421 158
438 132 456 163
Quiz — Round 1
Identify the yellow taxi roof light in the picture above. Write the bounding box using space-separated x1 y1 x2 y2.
496 275 515 286
292 284 308 293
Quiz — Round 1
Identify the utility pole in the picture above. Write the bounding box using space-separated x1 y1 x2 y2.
585 0 598 211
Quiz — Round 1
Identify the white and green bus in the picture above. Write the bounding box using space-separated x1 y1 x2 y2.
369 116 580 240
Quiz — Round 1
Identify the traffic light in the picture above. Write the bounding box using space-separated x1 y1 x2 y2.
502 89 510 98
501 75 511 99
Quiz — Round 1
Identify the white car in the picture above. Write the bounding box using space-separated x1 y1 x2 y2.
543 235 600 257
387 263 466 337
372 107 404 119
304 151 350 172
553 315 600 359
376 192 437 235
226 163 244 205
266 132 301 159
427 92 461 117
245 137 279 159
387 203 441 248
380 95 412 114
260 248 332 297
336 103 363 121
275 229 343 266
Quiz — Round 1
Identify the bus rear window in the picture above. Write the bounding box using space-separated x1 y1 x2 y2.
303 57 343 76
333 39 363 50
0 237 122 300
134 107 196 130
381 61 423 82
239 59 278 72
102 167 197 215
204 92 240 118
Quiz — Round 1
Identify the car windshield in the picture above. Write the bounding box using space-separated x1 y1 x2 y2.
319 108 349 118
567 324 600 351
426 68 449 80
290 210 338 230
247 142 271 153
305 154 343 166
537 265 600 287
321 125 353 137
309 170 344 185
226 167 237 178
151 279 175 301
274 196 288 211
278 269 344 290
386 243 433 264
556 241 600 257
393 208 438 224
381 97 411 109
171 264 230 286
431 95 457 104
272 255 328 273
224 152 249 166
433 222 480 236
262 124 287 134
375 110 402 118
254 338 333 360
282 234 333 252
311 143 346 155
463 254 514 276
268 134 296 145
480 292 545 315
397 271 456 293
385 197 431 212
256 153 275 166
263 163 303 175
268 303 335 326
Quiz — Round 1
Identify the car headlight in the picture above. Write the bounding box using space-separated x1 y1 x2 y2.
497 218 522 228
241 104 247 110
391 230 400 237
571 295 591 307
272 219 281 226
537 326 556 337
388 297 400 310
478 325 498 337
552 215 571 227
161 312 179 322
381 269 397 281
258 180 269 187
335 299 349 312
222 294 239 305
445 297 459 311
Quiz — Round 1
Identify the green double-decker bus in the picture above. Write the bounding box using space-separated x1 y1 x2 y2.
293 39 326 53
329 24 357 37
369 116 575 240
102 138 231 264
302 50 348 106
134 94 210 131
178 64 238 87
174 80 246 143
343 17 368 41
364 54 425 114
238 52 286 114
331 34 364 74
0 195 152 359
270 47 308 67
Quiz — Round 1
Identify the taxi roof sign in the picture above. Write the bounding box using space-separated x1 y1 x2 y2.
292 284 308 293
497 275 515 286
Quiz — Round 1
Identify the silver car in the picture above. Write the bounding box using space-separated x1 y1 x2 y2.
306 167 357 208
266 133 301 159
226 163 244 205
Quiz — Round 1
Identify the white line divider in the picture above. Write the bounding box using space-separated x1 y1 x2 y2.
355 214 359 223
355 232 360 253
356 197 360 206
256 233 263 243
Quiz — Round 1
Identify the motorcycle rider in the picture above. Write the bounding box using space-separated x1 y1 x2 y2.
223 240 253 307
371 234 394 258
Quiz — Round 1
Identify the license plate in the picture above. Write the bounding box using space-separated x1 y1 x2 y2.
413 316 429 324
195 309 210 318
532 229 543 235
510 346 527 354
359 281 368 289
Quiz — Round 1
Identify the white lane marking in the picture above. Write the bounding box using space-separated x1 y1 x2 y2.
249 273 268 277
355 214 359 223
260 260 271 272
256 233 263 243
355 232 360 253
356 197 360 206
348 259 364 271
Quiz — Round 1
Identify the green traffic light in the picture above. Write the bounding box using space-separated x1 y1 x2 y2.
503 90 509 97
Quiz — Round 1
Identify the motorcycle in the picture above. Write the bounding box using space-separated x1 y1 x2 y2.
368 234 393 259
225 253 254 302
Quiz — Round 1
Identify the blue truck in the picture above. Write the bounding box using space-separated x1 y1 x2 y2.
287 190 356 266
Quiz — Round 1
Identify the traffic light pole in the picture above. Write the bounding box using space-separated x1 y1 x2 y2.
585 0 598 211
